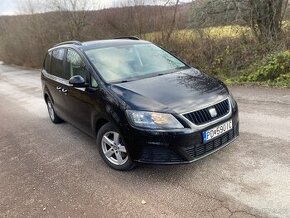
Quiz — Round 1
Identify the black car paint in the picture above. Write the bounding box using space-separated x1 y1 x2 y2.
41 39 239 164
110 68 228 113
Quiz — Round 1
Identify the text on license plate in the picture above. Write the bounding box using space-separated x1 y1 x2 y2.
202 120 232 142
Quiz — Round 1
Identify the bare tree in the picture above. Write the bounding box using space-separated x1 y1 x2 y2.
104 0 184 41
192 0 289 41
48 0 91 39
163 0 180 41
18 0 45 14
245 0 289 41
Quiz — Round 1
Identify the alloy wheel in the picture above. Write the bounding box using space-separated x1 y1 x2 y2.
101 131 128 166
47 100 55 121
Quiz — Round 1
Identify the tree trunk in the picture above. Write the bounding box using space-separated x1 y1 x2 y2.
248 0 285 42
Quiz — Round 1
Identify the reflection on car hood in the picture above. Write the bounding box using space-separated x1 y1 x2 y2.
110 68 228 114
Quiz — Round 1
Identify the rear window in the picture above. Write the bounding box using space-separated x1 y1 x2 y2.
51 48 65 78
43 52 51 73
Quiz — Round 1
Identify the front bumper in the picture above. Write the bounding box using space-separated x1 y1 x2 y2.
122 107 239 164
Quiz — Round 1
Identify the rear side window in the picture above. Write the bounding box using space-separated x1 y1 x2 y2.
44 52 51 73
51 48 65 78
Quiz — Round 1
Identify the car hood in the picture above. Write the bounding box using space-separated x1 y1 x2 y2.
110 68 229 114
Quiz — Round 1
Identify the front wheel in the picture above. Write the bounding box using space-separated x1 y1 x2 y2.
46 97 63 124
97 123 135 170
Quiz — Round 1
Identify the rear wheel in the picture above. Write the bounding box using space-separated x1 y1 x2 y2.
97 123 135 170
46 97 63 124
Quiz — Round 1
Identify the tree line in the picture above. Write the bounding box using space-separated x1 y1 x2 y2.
0 1 190 67
0 0 289 84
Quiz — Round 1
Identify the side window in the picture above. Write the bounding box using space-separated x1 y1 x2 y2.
51 49 65 78
43 51 51 73
91 75 98 88
65 49 88 81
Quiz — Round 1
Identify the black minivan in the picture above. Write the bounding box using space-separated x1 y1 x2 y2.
41 37 239 170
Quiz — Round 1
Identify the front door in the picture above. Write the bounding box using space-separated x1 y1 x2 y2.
62 48 99 135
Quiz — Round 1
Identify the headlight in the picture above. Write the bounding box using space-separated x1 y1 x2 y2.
126 110 184 129
229 92 237 109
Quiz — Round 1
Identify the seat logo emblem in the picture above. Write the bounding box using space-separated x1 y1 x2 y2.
209 108 217 118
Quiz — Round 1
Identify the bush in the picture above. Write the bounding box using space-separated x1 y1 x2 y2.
237 51 290 87
272 72 290 87
148 28 286 80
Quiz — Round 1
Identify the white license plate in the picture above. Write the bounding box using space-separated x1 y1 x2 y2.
202 120 232 142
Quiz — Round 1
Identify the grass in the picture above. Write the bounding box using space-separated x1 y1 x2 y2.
145 25 251 41
203 25 251 38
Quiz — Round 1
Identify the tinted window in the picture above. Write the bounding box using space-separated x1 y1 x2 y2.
51 49 65 78
44 52 51 73
65 49 89 82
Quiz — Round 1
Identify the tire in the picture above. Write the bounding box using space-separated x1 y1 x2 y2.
97 123 135 170
46 97 63 124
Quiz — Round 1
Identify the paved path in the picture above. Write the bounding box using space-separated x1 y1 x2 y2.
0 65 289 217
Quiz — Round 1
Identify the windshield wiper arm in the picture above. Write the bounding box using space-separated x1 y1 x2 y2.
120 80 130 83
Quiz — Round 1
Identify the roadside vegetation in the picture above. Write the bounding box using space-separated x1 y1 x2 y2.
0 0 289 87
233 51 290 87
146 25 290 88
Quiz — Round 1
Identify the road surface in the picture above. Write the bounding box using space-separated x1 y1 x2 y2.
0 64 290 218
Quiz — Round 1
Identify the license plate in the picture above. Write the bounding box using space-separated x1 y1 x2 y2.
202 120 232 142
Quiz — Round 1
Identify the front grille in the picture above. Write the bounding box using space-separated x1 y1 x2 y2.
139 145 184 163
183 99 230 125
185 128 235 159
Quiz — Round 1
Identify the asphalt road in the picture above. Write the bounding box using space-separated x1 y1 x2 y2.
0 64 289 218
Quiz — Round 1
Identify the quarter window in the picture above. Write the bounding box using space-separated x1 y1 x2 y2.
91 75 98 88
51 49 65 78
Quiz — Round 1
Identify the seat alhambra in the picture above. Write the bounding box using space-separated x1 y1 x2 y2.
41 37 239 170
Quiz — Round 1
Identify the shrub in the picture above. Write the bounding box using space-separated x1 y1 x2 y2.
238 51 290 86
272 72 290 87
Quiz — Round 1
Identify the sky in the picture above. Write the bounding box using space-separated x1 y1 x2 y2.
0 0 192 16
0 0 17 15
0 0 118 15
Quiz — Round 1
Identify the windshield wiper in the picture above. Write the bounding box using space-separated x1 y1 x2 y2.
120 80 130 83
175 66 188 70
157 68 185 76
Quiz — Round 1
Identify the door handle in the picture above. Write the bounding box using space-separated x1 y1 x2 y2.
62 88 68 95
56 86 62 91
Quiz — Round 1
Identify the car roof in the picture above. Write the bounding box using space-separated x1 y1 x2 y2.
82 39 150 50
50 39 151 52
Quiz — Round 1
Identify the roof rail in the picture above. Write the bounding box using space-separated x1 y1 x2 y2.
114 36 140 40
54 40 82 47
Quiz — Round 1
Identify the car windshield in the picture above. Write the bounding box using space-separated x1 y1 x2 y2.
85 43 188 83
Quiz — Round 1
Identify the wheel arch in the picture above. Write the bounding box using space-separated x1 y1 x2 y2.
94 118 109 137
43 87 54 104
44 93 49 103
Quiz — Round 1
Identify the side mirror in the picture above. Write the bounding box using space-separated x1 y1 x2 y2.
69 75 88 87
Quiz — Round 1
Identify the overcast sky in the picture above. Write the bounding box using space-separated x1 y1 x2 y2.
0 0 118 15
0 0 191 16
